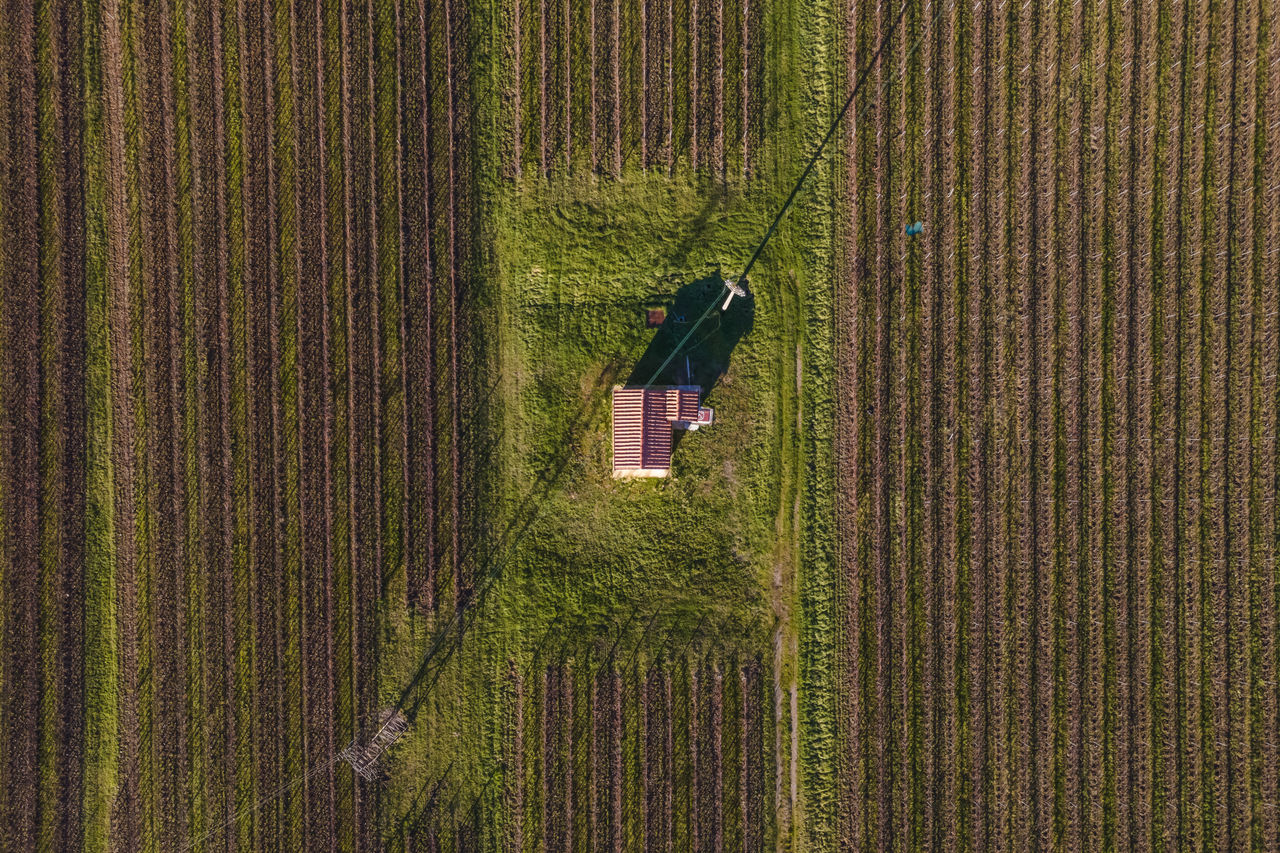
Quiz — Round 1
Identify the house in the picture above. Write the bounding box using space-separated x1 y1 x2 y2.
611 385 715 477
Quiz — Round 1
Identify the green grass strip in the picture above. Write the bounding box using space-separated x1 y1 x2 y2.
373 0 405 611
953 0 974 845
269 0 304 842
0 35 9 835
672 660 690 851
81 0 122 843
904 0 925 846
998 0 1024 845
623 663 643 849
171 0 209 841
794 0 838 844
219 0 257 846
1147 2 1171 846
1197 0 1222 844
1101 0 1126 844
1246 1 1271 849
1172 0 1199 840
1048 0 1073 843
120 0 157 845
322 0 355 847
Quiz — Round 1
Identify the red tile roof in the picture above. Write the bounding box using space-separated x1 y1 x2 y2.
612 386 701 475
665 387 699 421
679 389 699 420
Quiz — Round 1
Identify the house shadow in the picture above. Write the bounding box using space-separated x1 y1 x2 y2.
625 272 754 456
626 272 755 394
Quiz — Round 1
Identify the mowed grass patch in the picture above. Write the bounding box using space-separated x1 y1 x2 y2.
487 174 798 648
375 164 818 841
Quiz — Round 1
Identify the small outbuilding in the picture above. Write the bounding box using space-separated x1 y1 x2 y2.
611 385 711 477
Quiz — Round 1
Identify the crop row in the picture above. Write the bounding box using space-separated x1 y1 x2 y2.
509 0 762 177
469 656 775 852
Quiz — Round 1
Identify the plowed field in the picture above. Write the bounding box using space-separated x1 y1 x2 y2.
0 0 475 847
835 0 1280 849
5 0 1268 848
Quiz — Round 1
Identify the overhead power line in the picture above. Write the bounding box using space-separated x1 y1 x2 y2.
642 0 920 389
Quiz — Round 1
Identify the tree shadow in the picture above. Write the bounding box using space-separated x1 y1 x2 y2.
625 271 755 394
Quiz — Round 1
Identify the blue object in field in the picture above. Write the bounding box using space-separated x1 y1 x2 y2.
905 221 924 236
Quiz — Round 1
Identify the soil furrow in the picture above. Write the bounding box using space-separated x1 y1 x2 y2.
334 0 367 845
43 0 89 844
689 0 698 168
1222 0 1256 844
222 0 263 844
1256 4 1280 849
405 0 435 611
299 0 339 837
1122 0 1156 844
587 0 596 169
1006 0 1035 844
918 0 943 846
1 1 41 843
610 0 619 173
1198 0 1230 844
240 0 277 839
344 0 379 838
173 0 212 838
973 0 1006 844
711 0 722 175
308 0 340 827
951 1 974 847
666 0 674 170
261 0 291 837
963 0 989 841
150 0 192 837
1157 2 1186 842
832 0 862 839
872 1 897 844
1174 2 1208 844
197 0 238 834
1066 0 1094 845
638 0 647 164
443 0 461 598
994 0 1021 845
